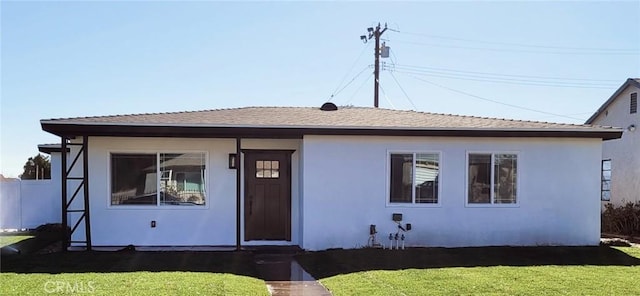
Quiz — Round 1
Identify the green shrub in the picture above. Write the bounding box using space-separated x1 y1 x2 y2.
602 202 640 236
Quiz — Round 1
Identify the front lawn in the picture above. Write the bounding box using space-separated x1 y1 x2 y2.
321 264 640 295
0 251 269 296
0 272 267 296
297 246 640 296
0 235 34 247
1 226 63 254
621 246 640 258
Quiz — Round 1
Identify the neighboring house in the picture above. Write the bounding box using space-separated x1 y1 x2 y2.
38 143 67 183
586 78 640 207
40 105 622 251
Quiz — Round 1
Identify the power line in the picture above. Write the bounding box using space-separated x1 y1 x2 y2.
402 73 585 121
330 65 372 100
391 63 618 83
396 30 639 53
388 45 400 65
377 82 396 109
328 42 371 101
534 112 593 121
393 68 616 89
392 68 616 88
388 70 417 110
345 73 374 105
382 48 416 108
390 39 640 56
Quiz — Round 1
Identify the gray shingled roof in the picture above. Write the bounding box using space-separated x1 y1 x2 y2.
42 106 610 130
40 106 622 139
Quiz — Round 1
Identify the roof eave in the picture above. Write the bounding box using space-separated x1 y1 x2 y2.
37 144 69 154
41 122 623 141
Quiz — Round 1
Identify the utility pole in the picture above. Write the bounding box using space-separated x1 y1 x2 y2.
361 23 388 108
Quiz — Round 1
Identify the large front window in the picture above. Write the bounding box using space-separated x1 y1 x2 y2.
468 153 517 204
389 153 440 204
111 152 206 206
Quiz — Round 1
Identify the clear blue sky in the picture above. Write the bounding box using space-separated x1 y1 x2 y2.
1 1 639 178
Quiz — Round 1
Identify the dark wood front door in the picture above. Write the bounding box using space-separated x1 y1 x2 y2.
244 150 292 241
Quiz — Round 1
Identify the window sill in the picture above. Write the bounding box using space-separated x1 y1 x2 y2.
464 203 519 208
386 203 442 208
107 205 210 210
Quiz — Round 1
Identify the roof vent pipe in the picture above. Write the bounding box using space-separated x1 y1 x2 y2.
320 102 338 111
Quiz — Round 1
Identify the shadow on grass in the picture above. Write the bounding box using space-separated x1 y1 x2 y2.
295 246 640 279
1 236 54 255
1 228 63 256
1 251 260 277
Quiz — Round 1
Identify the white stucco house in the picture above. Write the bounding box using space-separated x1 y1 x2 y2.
40 104 622 251
586 78 639 207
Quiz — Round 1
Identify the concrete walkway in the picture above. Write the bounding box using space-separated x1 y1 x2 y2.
255 253 332 296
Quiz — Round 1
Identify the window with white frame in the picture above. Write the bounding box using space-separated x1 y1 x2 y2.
467 153 517 204
389 153 440 204
111 152 206 206
601 159 611 201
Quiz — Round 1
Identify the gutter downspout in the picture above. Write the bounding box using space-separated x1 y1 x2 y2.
236 137 241 251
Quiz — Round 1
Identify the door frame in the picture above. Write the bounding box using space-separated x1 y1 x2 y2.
242 149 294 242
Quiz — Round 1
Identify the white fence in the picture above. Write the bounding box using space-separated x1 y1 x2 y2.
0 179 60 230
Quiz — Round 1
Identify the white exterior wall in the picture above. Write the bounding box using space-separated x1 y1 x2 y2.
86 137 301 246
591 86 640 206
301 135 602 250
82 134 602 249
50 151 63 208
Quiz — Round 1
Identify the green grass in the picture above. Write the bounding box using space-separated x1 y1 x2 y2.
0 235 34 247
321 265 640 295
617 246 640 258
0 272 268 295
297 246 640 296
3 246 639 295
0 251 269 295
